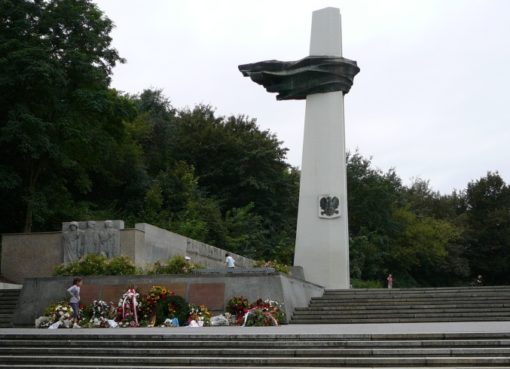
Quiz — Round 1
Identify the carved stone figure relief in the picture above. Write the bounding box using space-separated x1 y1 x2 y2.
61 220 123 262
62 222 84 263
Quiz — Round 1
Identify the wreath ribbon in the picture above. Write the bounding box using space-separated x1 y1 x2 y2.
122 288 139 325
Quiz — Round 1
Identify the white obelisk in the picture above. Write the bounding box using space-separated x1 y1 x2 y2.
293 8 350 289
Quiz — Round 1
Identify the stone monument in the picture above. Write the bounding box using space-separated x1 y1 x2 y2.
239 7 359 288
99 220 120 258
61 220 124 262
83 220 100 255
62 222 83 263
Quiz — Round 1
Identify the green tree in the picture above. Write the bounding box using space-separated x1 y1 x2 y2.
388 208 459 286
346 152 402 282
464 172 510 284
0 0 128 232
172 106 298 262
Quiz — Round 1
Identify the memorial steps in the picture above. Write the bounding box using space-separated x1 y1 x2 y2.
291 286 510 324
1 332 510 368
0 289 20 328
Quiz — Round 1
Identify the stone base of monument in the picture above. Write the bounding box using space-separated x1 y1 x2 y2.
12 270 323 327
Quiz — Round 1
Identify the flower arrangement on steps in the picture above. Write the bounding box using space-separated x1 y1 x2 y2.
188 304 212 327
35 287 285 328
226 296 286 326
35 302 75 328
140 285 190 327
118 287 140 327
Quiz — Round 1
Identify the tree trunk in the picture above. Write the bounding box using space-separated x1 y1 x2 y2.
23 183 35 233
23 206 33 233
22 161 42 233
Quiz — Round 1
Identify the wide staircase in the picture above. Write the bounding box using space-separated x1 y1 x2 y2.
1 331 510 368
0 288 20 328
291 286 510 324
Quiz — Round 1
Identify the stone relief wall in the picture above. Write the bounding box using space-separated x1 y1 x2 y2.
62 220 124 263
2 221 255 283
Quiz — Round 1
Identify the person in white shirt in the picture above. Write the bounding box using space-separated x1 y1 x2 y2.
225 253 235 268
67 277 82 328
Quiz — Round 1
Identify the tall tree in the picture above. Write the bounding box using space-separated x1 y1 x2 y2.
0 0 127 232
464 172 510 284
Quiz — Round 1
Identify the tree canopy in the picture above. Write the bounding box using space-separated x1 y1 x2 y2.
1 0 509 287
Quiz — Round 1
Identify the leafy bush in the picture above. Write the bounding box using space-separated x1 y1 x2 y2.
54 254 107 276
54 254 138 276
149 255 203 275
254 259 290 274
105 256 138 275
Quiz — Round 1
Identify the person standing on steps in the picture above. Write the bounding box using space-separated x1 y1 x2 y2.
472 274 483 286
387 273 394 289
67 277 83 328
225 253 235 269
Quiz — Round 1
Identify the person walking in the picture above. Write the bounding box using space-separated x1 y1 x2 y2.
67 277 83 328
225 253 235 269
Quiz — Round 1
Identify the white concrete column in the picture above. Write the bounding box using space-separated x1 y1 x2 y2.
293 7 350 289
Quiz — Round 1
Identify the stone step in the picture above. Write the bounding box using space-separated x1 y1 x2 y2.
313 294 510 300
317 292 510 297
309 298 510 305
297 303 510 311
2 332 510 366
2 338 510 348
322 291 510 298
3 346 510 357
292 316 510 324
0 288 20 328
295 304 510 314
0 298 20 301
2 367 510 369
323 289 510 293
308 302 510 309
0 295 21 299
293 311 510 317
2 355 510 366
4 332 510 339
321 289 510 295
0 309 17 315
325 286 510 293
0 309 17 316
292 315 510 321
298 306 510 312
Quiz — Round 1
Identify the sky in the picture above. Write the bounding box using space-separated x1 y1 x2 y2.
95 0 510 194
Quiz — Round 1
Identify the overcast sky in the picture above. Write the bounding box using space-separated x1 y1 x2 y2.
95 0 510 194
